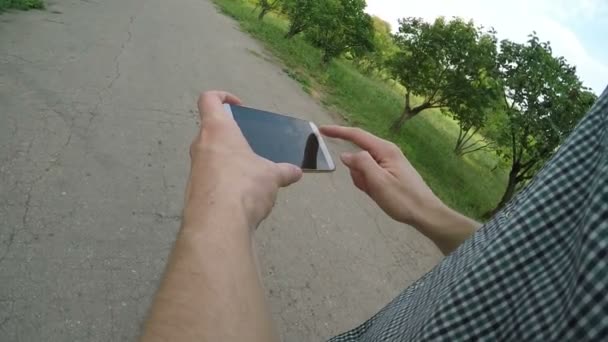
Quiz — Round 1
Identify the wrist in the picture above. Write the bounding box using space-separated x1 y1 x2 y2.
411 201 480 255
182 193 253 234
410 199 452 232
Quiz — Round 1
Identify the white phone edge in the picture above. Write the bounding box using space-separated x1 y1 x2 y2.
223 103 234 119
309 121 335 171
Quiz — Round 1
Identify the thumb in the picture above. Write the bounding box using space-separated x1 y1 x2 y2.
275 163 303 187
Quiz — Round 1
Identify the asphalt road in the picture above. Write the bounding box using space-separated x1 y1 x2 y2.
0 0 441 340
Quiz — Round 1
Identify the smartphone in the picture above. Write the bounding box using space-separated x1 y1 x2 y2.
224 104 335 172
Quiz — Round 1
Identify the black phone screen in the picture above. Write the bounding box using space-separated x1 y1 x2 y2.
226 104 335 171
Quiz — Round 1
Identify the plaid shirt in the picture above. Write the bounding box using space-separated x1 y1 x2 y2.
330 87 608 341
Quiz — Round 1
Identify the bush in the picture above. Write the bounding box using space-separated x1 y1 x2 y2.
0 0 44 12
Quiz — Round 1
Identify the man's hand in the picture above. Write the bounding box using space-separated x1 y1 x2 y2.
185 91 302 229
141 91 301 342
319 125 443 228
320 125 480 255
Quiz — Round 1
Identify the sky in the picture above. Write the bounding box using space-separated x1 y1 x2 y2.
365 0 608 95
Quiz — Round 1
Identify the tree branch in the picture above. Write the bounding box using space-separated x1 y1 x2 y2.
456 125 466 146
520 158 536 170
460 126 481 146
412 101 432 113
520 146 552 177
510 129 517 163
504 89 518 111
428 100 448 108
460 143 493 155
518 159 539 180
517 124 530 163
461 140 481 150
427 66 449 104
503 91 510 110
515 178 531 191
515 172 534 183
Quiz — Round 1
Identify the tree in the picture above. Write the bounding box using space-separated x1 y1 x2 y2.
282 0 322 38
255 0 281 20
353 16 398 74
449 72 502 156
488 35 597 214
449 105 496 156
387 17 499 130
304 0 374 63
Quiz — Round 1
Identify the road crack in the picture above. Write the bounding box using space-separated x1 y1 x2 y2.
106 15 134 92
86 15 137 134
0 181 36 267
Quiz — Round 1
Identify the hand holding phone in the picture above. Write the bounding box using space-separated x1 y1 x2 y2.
187 92 303 227
224 104 335 172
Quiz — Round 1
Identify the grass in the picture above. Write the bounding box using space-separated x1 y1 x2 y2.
212 0 508 219
0 0 43 12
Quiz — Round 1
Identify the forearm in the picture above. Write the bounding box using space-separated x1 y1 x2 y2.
412 202 481 255
140 204 277 342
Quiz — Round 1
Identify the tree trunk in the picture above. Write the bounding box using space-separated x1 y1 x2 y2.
391 108 415 131
285 24 302 39
391 92 412 131
391 92 429 131
258 8 269 20
454 126 485 156
454 126 468 155
487 163 520 217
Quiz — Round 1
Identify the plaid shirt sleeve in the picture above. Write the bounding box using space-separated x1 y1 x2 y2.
329 86 608 342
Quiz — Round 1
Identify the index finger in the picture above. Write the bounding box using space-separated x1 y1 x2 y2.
319 125 395 158
197 91 242 121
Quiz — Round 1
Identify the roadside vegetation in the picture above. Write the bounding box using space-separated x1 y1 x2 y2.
0 0 43 12
212 0 596 219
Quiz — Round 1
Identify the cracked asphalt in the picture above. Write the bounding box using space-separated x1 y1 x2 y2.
0 0 442 340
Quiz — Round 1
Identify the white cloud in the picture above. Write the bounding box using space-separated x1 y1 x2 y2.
366 0 607 94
